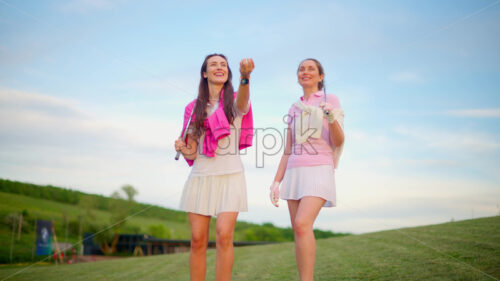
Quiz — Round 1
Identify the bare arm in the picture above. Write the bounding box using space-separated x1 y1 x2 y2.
329 120 344 147
273 126 292 183
320 99 345 148
236 58 254 113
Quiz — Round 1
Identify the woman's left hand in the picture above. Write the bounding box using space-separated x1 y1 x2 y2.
240 58 254 78
269 181 280 207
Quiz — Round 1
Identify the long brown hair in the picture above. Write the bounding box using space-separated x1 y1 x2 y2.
298 58 325 90
192 54 235 139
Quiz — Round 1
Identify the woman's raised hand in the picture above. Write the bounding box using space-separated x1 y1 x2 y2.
240 58 254 78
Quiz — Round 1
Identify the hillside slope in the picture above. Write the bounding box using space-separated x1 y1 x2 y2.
0 181 345 263
0 216 498 281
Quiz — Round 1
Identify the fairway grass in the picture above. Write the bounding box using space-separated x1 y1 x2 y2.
0 216 498 281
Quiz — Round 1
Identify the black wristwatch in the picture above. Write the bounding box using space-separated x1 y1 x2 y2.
240 78 249 85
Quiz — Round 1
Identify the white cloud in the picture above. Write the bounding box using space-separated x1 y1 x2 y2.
238 124 500 233
389 71 423 83
239 162 500 234
0 88 84 118
0 88 184 197
0 88 183 149
348 129 393 149
395 126 500 153
313 167 500 233
446 108 500 118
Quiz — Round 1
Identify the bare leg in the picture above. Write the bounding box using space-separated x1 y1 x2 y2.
188 212 211 281
287 197 325 281
215 212 239 281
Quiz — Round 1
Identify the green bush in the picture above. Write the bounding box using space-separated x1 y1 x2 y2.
148 224 171 239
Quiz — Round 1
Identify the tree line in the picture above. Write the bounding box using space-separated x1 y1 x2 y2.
0 178 186 223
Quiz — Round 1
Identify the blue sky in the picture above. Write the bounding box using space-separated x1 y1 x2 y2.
1 0 499 233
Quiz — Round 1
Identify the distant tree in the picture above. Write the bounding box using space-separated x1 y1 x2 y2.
149 224 171 239
87 223 117 255
78 195 97 221
93 185 139 254
111 191 122 200
4 213 19 228
121 185 138 202
244 225 286 242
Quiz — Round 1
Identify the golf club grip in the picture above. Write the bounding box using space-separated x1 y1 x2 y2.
175 150 181 160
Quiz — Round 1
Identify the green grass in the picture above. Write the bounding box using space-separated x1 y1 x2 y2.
0 216 498 281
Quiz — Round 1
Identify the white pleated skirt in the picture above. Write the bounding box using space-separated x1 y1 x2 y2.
280 165 336 207
179 172 248 216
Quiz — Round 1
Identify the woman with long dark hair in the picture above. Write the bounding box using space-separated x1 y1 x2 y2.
175 54 254 281
270 58 344 281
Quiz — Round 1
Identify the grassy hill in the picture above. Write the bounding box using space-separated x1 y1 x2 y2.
0 179 346 263
0 191 192 263
0 216 497 281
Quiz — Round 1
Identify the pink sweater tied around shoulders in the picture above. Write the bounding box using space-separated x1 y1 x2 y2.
180 91 253 166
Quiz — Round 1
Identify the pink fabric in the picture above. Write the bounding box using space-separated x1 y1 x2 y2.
180 91 253 166
286 91 342 169
203 109 230 157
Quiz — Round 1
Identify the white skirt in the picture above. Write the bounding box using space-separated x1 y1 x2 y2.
179 172 248 216
280 165 336 207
